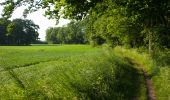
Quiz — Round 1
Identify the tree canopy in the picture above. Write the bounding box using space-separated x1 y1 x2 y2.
0 0 101 20
0 18 39 45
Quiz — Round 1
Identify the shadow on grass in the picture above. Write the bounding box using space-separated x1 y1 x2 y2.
70 56 144 100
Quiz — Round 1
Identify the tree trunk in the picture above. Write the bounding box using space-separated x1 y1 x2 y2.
148 29 152 54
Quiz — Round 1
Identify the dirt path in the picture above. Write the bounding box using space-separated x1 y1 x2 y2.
126 58 157 100
142 68 157 100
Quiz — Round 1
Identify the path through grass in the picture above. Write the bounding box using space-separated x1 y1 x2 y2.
113 46 170 100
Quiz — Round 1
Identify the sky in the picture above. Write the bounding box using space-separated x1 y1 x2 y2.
0 6 70 41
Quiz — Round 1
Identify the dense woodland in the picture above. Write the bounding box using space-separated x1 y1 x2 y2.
1 0 169 52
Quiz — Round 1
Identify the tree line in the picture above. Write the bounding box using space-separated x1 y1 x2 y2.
46 21 87 44
1 0 170 51
0 18 39 45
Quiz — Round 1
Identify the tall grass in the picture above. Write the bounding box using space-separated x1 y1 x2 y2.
113 46 157 75
112 46 170 100
151 50 170 99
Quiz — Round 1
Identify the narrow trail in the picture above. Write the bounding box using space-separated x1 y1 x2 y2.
142 69 157 100
129 59 157 100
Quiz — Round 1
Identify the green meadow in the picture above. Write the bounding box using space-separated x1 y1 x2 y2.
0 45 169 99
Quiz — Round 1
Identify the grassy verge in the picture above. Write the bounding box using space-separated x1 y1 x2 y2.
113 46 170 100
151 50 170 99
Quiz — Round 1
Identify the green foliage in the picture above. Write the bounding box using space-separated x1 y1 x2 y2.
0 18 11 44
0 18 39 45
1 0 170 49
46 21 86 44
150 50 170 100
0 0 99 20
85 1 127 47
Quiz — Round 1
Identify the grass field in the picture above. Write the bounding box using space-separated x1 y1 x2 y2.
0 45 169 99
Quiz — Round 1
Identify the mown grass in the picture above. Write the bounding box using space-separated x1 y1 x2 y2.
0 45 146 99
113 46 170 100
0 45 100 70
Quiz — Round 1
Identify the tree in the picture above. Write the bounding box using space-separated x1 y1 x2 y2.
0 0 101 20
46 27 54 44
9 19 39 45
0 18 11 45
45 21 86 44
124 0 170 52
66 21 86 44
0 18 39 45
